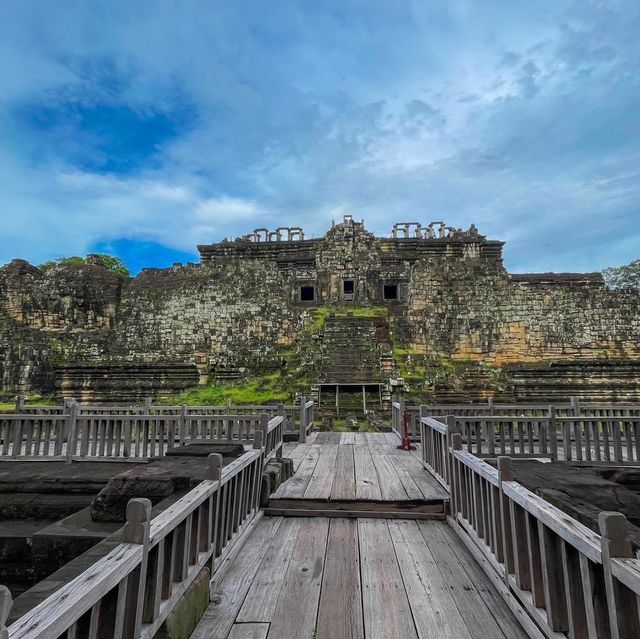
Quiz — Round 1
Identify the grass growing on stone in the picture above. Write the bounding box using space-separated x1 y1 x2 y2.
308 305 388 332
170 373 290 406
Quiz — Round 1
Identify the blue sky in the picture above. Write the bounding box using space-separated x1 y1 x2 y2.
1 1 639 275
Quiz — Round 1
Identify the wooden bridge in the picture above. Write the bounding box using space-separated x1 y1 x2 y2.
2 400 640 638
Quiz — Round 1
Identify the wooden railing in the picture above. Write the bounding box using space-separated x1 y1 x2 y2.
1 432 268 639
452 413 640 462
1 410 285 462
298 398 314 443
420 415 640 638
10 399 306 434
420 397 640 418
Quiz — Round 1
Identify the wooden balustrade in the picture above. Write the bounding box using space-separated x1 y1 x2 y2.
1 407 285 463
0 415 68 459
450 414 640 462
2 436 268 639
420 415 640 638
420 398 640 419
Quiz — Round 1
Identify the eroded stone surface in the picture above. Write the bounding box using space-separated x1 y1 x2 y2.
1 216 639 401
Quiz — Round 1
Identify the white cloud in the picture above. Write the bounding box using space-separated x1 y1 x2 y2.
0 0 639 272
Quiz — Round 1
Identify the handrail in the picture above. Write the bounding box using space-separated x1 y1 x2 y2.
420 413 640 638
0 408 287 462
3 435 273 639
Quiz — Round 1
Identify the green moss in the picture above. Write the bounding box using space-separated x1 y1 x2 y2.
308 305 388 333
170 372 290 406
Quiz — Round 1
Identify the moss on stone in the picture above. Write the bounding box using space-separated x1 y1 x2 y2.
154 566 210 639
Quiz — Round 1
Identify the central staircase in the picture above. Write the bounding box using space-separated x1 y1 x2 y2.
311 314 393 412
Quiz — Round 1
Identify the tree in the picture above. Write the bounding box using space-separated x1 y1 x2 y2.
602 259 640 290
39 254 130 276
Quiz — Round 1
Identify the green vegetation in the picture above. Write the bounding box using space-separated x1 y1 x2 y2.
308 305 388 332
394 352 510 401
602 259 640 290
0 394 56 413
170 372 290 405
39 253 130 276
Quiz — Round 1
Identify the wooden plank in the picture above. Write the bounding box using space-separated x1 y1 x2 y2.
331 444 356 500
358 518 418 639
397 451 449 501
388 519 472 639
236 519 300 623
353 445 383 500
369 450 409 501
271 445 321 498
316 519 364 639
191 517 283 639
228 623 269 639
264 508 445 520
423 520 530 639
267 518 329 639
304 444 339 499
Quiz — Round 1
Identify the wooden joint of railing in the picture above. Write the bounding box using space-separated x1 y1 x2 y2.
599 511 640 638
122 498 152 637
253 429 264 450
123 498 151 545
207 453 223 480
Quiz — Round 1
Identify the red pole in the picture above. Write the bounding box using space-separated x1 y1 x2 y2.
398 408 416 451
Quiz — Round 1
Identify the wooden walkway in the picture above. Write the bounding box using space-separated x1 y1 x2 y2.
268 432 448 517
191 515 529 639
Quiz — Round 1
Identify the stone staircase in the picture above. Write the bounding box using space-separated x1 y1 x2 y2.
313 315 390 384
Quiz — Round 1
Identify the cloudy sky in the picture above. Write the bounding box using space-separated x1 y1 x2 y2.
1 0 639 274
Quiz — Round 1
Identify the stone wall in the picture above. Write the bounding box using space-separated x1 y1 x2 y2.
1 217 639 401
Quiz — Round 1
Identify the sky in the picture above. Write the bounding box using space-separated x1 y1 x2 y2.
1 0 639 275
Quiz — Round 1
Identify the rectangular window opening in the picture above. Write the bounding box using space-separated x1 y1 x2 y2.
300 285 315 301
343 280 355 295
383 284 399 300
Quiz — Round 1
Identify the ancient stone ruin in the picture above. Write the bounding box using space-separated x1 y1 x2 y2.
1 215 639 403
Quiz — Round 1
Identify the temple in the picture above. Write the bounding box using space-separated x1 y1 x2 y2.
1 215 639 403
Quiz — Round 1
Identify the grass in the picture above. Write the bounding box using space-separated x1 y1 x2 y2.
170 373 290 406
308 305 388 332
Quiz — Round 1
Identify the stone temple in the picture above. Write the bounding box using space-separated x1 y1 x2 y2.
1 215 640 405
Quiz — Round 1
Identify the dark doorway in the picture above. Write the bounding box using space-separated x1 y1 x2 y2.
343 280 354 297
300 285 315 301
383 284 398 300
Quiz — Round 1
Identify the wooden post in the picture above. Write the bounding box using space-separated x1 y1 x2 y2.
599 512 640 639
571 396 581 416
299 396 306 443
259 414 268 450
65 401 78 463
362 385 366 414
488 397 494 413
497 456 515 582
548 405 557 462
0 585 12 639
207 453 223 480
179 405 187 444
253 429 264 450
144 397 153 414
15 394 24 413
445 415 456 488
451 433 462 516
122 498 151 639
